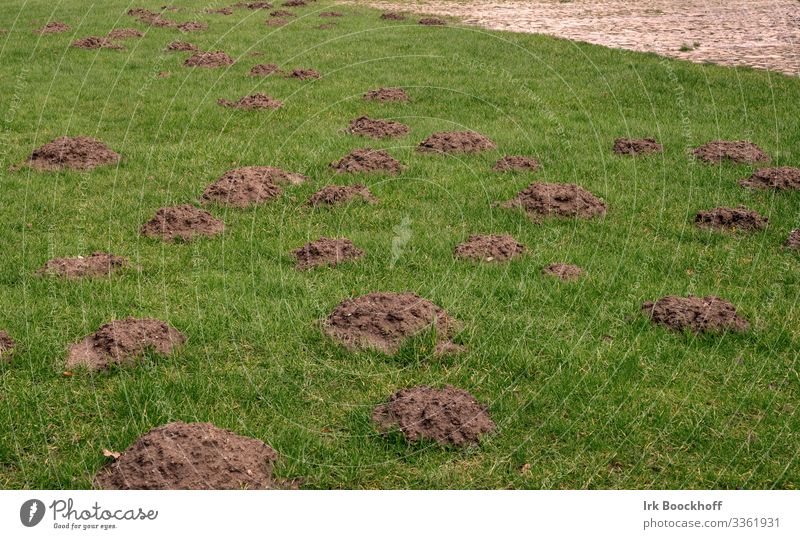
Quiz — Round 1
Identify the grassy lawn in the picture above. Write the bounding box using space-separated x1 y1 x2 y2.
0 0 798 489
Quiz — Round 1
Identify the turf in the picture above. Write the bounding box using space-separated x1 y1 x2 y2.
0 0 798 489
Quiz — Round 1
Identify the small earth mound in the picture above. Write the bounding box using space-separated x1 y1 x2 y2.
331 148 404 175
237 1 273 8
320 11 342 17
25 136 120 171
786 229 800 250
283 0 307 6
140 204 224 242
419 17 446 26
206 7 233 14
287 68 320 80
292 237 364 270
380 12 406 21
201 166 305 208
739 167 800 190
136 13 177 27
347 116 409 139
502 182 607 220
107 28 143 39
695 206 768 232
266 18 289 26
127 8 156 17
178 21 207 32
693 140 770 164
184 51 233 68
94 421 290 490
72 36 123 50
417 131 496 154
270 9 295 17
325 292 456 354
67 318 186 370
166 40 198 51
217 93 283 110
454 234 525 262
36 21 71 34
613 137 663 156
250 63 280 76
641 296 749 333
306 184 378 207
372 386 494 446
38 252 129 278
542 263 584 281
493 155 539 172
0 331 16 363
363 87 408 102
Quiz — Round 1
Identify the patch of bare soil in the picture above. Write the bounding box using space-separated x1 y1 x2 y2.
325 292 456 353
419 17 446 26
67 318 185 370
166 40 198 51
24 136 120 171
94 421 293 490
0 331 15 363
140 205 225 242
613 137 662 156
292 237 365 269
373 385 494 446
206 7 234 14
218 93 283 110
266 18 289 26
454 234 525 262
320 11 342 17
641 295 749 333
283 0 307 6
72 36 124 50
786 229 800 251
107 28 144 39
380 12 406 21
178 21 208 32
250 63 280 76
36 21 71 34
693 141 770 165
236 1 274 8
543 263 584 281
493 155 539 172
136 13 177 28
127 8 155 17
739 167 800 190
364 87 408 102
201 166 305 207
38 252 129 278
184 50 234 67
417 130 496 154
695 206 768 232
287 68 320 80
270 9 295 17
306 184 378 207
331 148 405 175
347 116 409 139
502 182 606 220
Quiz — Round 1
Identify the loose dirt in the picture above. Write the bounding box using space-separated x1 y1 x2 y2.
178 21 208 32
38 252 129 278
493 155 539 172
454 234 525 262
184 51 234 67
739 167 800 190
306 184 378 207
502 182 607 220
217 93 283 110
695 206 768 232
320 11 343 17
0 331 15 363
24 136 120 171
372 385 495 446
419 17 446 26
166 40 198 51
206 7 234 14
237 1 274 8
292 237 365 269
36 21 71 34
363 87 408 102
417 131 496 154
693 141 770 165
140 205 225 242
641 295 749 333
201 166 305 207
786 229 800 251
72 37 124 50
283 0 308 6
107 28 144 39
270 9 295 17
347 116 409 139
250 63 281 76
266 18 289 26
287 68 321 80
542 263 584 281
380 12 406 21
613 137 663 156
331 148 405 174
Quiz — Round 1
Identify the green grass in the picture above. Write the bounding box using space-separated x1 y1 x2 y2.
0 0 798 490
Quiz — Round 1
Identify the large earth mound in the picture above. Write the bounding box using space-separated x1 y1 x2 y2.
372 386 495 446
695 206 768 231
201 166 305 208
330 148 404 175
347 116 410 139
36 22 71 34
502 182 606 220
613 137 663 156
693 140 770 164
140 205 225 242
24 136 120 171
306 184 378 207
363 87 408 102
166 40 198 51
417 131 496 154
184 51 234 67
454 234 525 262
38 252 129 278
0 331 15 363
72 36 123 49
542 263 584 281
217 93 283 110
642 296 749 333
493 155 539 172
292 237 365 270
739 167 800 190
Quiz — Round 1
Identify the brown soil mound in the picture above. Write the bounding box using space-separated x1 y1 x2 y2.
372 386 494 446
0 331 15 363
137 13 177 28
72 36 123 50
325 292 456 353
206 7 233 14
107 28 143 39
237 1 273 8
266 18 289 26
493 155 539 172
36 21 71 34
641 295 749 333
25 136 120 171
419 17 446 26
127 8 155 17
417 131 496 154
330 148 404 175
270 9 295 17
140 205 225 242
306 184 378 207
38 252 129 278
201 166 305 208
166 40 198 51
502 182 607 220
454 234 525 262
786 229 800 250
217 93 283 110
613 137 663 155
693 140 770 164
184 51 233 67
364 87 408 102
695 206 768 231
381 12 406 21
347 116 409 139
94 421 288 490
739 167 800 190
287 68 320 80
250 63 280 76
320 11 342 17
292 237 364 269
67 318 186 370
178 21 208 32
283 0 307 6
542 263 584 281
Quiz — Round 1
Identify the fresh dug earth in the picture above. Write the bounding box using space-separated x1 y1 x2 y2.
166 40 198 51
693 140 770 164
36 21 71 34
266 18 289 26
206 7 234 14
283 0 307 6
287 68 321 80
542 263 584 281
201 166 306 208
454 234 525 262
66 318 186 370
270 10 295 17
94 421 291 490
292 237 365 269
218 93 283 110
0 331 15 363
641 296 749 333
419 17 446 26
250 63 280 76
381 12 406 20
739 167 800 190
417 131 496 154
140 205 225 242
347 116 410 139
786 229 800 250
237 1 274 8
25 136 120 171
107 28 144 39
613 137 663 156
72 37 123 50
695 206 768 232
38 252 129 278
331 148 404 175
363 87 408 102
324 292 457 354
493 155 539 172
184 51 234 68
372 386 495 446
178 22 208 32
306 184 378 207
502 182 607 220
